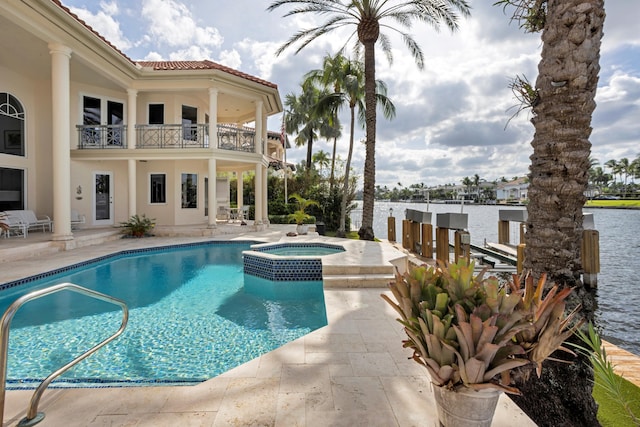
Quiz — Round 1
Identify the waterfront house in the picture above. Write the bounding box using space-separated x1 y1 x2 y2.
0 0 283 243
496 177 529 203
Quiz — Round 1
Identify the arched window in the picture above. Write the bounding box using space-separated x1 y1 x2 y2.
0 92 25 156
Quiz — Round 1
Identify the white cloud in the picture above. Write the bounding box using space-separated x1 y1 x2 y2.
142 51 163 61
69 1 132 50
167 46 212 61
140 0 223 49
218 50 242 69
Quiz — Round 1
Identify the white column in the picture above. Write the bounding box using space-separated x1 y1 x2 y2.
49 43 73 241
128 159 136 217
262 165 268 225
262 113 268 157
208 158 217 228
127 89 137 149
208 88 218 149
236 170 244 215
127 89 137 218
255 100 263 155
254 163 263 225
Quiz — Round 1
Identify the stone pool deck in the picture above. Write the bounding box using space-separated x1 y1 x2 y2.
0 224 634 426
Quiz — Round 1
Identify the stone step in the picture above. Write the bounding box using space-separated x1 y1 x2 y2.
323 273 395 288
322 264 395 276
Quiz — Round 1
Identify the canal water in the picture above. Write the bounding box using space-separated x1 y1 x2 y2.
352 201 640 356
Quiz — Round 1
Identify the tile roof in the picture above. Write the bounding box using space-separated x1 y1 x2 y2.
136 61 277 89
51 1 277 89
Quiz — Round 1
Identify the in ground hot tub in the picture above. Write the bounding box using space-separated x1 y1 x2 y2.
243 242 345 281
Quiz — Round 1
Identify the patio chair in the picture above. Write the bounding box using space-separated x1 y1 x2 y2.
71 209 86 230
217 206 229 221
6 210 52 232
1 212 27 238
241 205 250 220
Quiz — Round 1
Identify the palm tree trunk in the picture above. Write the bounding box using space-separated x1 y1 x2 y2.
338 106 357 237
306 133 314 172
358 40 377 241
329 134 337 194
512 2 604 425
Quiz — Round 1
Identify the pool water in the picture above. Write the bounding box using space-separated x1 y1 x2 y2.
255 243 345 257
0 242 327 388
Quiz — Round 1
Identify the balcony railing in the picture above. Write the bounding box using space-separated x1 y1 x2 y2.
76 124 257 153
76 125 127 148
136 124 208 148
217 124 255 152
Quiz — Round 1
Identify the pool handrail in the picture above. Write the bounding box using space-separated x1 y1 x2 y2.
0 282 129 426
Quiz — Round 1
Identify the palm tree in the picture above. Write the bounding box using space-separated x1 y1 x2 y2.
497 1 605 425
305 53 348 194
284 80 329 171
311 54 395 236
604 158 619 185
472 173 480 202
619 157 630 197
312 149 331 173
268 0 471 240
461 176 471 200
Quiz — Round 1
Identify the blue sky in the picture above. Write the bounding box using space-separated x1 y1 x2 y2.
63 0 640 188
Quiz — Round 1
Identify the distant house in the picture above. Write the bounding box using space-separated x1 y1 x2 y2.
496 178 529 203
0 0 284 242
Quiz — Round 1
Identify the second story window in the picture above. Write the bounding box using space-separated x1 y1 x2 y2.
149 104 164 124
81 96 124 147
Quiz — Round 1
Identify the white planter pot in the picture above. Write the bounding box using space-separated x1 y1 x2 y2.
432 386 501 427
296 224 309 235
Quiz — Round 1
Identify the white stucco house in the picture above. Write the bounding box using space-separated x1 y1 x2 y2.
0 0 284 243
496 177 529 203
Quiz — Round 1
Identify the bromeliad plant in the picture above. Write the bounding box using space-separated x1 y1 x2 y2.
381 260 583 394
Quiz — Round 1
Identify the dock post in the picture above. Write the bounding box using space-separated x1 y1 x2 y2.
388 216 396 242
435 227 449 264
402 220 410 250
410 221 421 254
498 220 510 244
454 231 471 264
582 230 600 288
421 223 433 259
517 244 526 274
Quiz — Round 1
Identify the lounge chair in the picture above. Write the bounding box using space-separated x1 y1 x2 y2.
5 210 53 232
1 212 27 238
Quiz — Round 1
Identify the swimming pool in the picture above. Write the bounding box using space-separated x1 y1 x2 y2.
253 242 345 257
0 242 327 388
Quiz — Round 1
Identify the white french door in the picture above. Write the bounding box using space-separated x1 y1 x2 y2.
93 171 114 225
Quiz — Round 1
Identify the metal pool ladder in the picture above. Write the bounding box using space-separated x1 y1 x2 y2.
0 282 129 426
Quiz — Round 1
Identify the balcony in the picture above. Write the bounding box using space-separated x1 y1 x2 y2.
76 124 257 152
76 125 126 148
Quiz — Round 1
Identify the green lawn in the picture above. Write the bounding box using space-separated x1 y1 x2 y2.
594 375 640 426
585 199 640 208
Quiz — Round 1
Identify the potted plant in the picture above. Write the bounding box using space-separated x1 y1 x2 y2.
120 214 155 238
287 193 318 235
381 260 582 427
